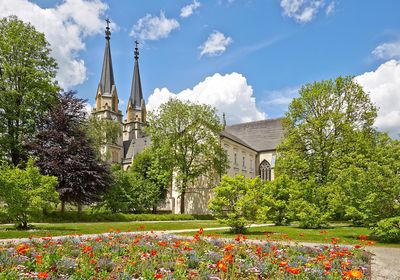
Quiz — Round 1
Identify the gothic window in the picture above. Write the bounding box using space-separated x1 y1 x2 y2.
242 156 246 168
259 160 272 181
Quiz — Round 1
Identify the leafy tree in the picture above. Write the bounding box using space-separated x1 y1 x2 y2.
26 91 112 213
146 99 227 214
276 76 378 228
0 158 59 229
103 165 161 213
0 16 59 165
85 116 122 161
209 175 266 233
131 147 171 212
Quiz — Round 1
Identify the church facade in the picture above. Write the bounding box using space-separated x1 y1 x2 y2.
92 23 284 214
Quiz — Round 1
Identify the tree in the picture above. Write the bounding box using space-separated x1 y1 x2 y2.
0 16 59 166
146 99 227 214
209 175 266 233
0 158 59 229
131 147 171 212
85 116 122 161
26 91 112 213
276 76 378 228
102 165 162 213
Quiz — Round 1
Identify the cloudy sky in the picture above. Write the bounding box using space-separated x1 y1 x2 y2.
1 0 399 137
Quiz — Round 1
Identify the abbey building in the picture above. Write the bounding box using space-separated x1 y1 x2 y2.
92 23 284 214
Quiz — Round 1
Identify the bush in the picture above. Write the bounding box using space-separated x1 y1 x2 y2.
371 216 400 243
25 211 213 223
0 159 59 228
262 176 292 225
208 175 266 233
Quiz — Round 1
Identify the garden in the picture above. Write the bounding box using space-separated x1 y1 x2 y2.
0 229 371 279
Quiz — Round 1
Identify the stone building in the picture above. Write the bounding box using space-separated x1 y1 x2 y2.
91 22 284 214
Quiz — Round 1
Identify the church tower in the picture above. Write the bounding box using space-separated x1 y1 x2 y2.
123 41 146 141
91 19 123 163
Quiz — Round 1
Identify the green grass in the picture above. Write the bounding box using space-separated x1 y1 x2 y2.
182 224 400 248
0 220 221 239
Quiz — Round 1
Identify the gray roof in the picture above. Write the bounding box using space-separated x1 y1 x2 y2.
128 45 144 110
224 118 284 151
220 130 256 151
123 139 133 159
123 137 151 160
98 28 115 95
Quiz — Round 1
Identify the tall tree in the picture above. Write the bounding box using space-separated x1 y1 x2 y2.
26 91 112 213
146 99 227 214
0 16 59 165
276 76 378 227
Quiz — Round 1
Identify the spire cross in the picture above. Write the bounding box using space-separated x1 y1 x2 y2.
105 19 111 40
134 40 140 59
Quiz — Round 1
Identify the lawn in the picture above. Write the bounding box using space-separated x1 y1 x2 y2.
0 220 221 239
182 224 400 248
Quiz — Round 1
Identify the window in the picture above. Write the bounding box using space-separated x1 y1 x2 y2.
250 159 253 170
234 153 237 165
259 160 272 181
242 156 246 168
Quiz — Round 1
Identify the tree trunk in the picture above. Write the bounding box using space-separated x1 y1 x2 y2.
180 191 185 214
77 202 82 216
61 200 65 215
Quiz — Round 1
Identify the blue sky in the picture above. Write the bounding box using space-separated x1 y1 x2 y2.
1 0 400 136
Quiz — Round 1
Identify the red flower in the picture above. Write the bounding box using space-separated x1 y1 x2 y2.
89 259 97 264
151 249 157 256
154 273 163 279
223 254 234 263
198 228 204 234
139 225 146 229
279 261 288 267
216 261 227 272
286 267 301 274
37 272 49 279
16 244 30 254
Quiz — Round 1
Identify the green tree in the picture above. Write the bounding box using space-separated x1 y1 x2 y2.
103 165 161 213
209 175 266 233
0 16 59 165
276 76 378 228
0 159 59 229
146 99 227 214
85 116 122 161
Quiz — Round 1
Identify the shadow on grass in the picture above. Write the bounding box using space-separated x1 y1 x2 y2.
1 226 77 232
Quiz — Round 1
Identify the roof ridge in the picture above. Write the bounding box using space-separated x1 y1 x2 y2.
227 117 284 128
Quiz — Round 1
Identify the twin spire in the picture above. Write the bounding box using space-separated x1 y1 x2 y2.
98 19 144 113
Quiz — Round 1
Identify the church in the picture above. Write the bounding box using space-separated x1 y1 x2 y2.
91 22 284 214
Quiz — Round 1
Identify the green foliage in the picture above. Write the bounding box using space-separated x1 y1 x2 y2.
102 167 161 213
0 16 59 165
209 175 266 233
371 216 400 243
85 116 122 161
262 176 292 226
274 76 394 228
147 99 228 214
0 159 59 228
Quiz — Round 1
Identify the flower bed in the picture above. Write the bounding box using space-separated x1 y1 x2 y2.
0 230 371 279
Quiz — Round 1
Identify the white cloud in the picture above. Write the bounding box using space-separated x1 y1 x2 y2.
372 41 400 60
0 0 111 88
280 0 324 23
130 11 179 41
199 31 233 57
180 0 201 18
325 1 335 15
355 60 400 138
147 72 266 124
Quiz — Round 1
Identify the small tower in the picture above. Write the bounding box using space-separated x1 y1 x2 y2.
124 40 147 141
92 19 123 163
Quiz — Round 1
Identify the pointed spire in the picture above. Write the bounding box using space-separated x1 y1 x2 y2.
128 40 143 110
223 112 226 128
98 19 115 95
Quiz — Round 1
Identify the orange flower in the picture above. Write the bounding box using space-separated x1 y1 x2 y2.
279 261 288 267
37 272 49 279
139 225 146 229
158 241 168 247
89 259 97 264
224 244 235 251
150 249 157 256
198 228 204 234
216 261 227 272
154 273 163 279
223 254 234 263
16 244 30 254
317 254 325 261
193 234 200 241
286 267 301 274
347 269 363 278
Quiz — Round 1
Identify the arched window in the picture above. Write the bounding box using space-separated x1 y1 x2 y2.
259 160 272 181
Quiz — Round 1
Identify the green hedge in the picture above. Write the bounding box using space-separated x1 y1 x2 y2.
0 211 213 224
371 216 400 243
